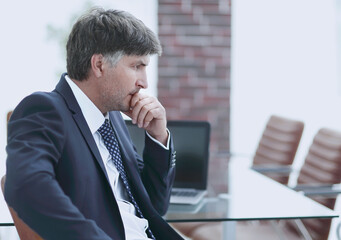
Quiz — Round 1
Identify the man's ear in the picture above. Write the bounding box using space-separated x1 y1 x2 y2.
90 54 104 78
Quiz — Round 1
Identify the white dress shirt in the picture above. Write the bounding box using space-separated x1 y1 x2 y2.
65 76 169 240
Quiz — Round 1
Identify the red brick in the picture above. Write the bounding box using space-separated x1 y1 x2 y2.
158 0 231 192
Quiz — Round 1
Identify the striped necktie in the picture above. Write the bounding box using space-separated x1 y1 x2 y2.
98 119 155 239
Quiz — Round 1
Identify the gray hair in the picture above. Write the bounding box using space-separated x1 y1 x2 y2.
104 51 124 67
66 7 162 80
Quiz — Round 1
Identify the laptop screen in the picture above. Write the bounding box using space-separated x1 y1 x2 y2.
125 120 210 190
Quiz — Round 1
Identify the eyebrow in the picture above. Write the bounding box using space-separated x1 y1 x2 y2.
136 59 148 66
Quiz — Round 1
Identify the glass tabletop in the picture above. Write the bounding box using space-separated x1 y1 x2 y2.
164 158 338 222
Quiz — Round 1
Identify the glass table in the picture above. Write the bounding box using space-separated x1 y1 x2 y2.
164 158 339 239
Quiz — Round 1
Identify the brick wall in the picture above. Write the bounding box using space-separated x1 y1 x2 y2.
158 0 231 194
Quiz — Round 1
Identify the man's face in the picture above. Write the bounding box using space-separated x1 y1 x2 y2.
99 54 150 112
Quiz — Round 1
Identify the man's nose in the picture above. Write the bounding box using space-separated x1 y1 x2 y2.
136 71 148 89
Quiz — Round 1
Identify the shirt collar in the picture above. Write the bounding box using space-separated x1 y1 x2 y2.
65 75 106 134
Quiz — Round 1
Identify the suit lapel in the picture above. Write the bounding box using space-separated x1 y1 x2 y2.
54 74 109 182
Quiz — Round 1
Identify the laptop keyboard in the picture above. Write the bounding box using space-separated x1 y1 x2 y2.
171 189 198 197
170 188 206 205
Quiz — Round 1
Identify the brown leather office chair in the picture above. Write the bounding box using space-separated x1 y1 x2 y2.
236 128 341 240
284 128 341 240
252 115 304 184
7 111 12 123
1 176 43 240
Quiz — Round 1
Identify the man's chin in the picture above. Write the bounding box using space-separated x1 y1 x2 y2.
119 103 131 112
106 102 129 112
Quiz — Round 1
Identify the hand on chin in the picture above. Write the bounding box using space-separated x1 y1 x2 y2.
122 93 168 145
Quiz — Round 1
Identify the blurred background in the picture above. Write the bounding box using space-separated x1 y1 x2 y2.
1 0 341 239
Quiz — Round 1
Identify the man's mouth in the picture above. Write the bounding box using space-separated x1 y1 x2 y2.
129 88 140 95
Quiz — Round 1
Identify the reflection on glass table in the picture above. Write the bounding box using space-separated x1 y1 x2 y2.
164 157 338 239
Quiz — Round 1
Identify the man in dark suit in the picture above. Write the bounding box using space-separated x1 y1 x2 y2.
5 7 182 240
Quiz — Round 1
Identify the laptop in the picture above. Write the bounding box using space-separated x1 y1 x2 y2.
125 120 210 205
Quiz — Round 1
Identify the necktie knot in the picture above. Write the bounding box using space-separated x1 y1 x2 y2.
98 119 114 140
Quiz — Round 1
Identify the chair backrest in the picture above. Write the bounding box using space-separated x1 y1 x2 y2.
1 175 43 240
291 128 341 240
252 115 304 184
7 111 12 123
6 111 12 136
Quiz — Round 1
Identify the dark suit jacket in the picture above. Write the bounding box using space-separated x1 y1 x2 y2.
5 74 182 240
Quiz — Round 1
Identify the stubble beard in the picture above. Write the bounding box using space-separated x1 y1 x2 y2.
101 91 131 112
117 101 130 112
101 86 140 112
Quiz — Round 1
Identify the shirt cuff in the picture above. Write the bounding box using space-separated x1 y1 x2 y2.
146 129 170 150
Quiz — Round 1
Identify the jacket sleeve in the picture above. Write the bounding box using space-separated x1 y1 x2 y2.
5 93 112 240
140 131 176 216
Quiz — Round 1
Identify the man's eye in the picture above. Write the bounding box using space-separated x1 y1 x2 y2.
135 65 143 70
133 64 146 70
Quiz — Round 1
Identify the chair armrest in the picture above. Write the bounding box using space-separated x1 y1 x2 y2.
251 164 293 175
293 184 341 197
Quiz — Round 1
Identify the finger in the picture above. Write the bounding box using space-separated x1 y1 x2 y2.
144 108 168 143
129 94 149 123
143 105 166 130
130 93 148 109
137 102 159 128
143 109 158 128
131 97 154 124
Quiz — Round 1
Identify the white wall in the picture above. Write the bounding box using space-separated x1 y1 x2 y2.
231 0 341 239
